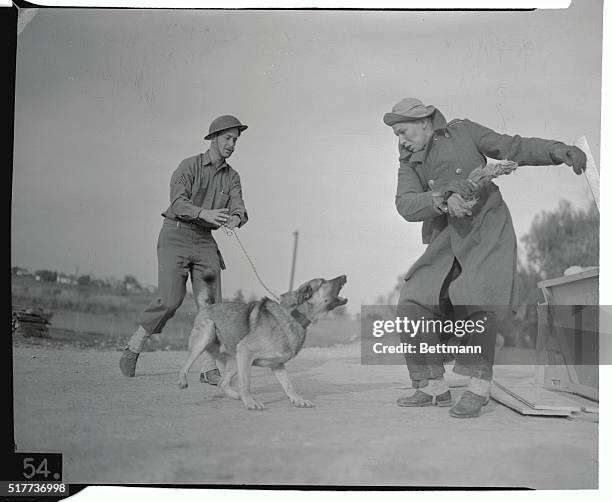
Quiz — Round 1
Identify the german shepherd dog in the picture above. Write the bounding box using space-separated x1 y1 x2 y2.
178 275 348 410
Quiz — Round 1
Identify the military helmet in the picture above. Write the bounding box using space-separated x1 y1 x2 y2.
204 115 248 140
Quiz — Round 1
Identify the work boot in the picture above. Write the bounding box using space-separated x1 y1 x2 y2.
397 390 452 407
119 348 140 377
449 391 489 418
200 368 221 386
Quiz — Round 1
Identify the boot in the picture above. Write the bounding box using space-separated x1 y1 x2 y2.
119 348 140 377
397 389 452 407
397 376 452 407
120 325 150 377
449 377 491 418
449 391 489 418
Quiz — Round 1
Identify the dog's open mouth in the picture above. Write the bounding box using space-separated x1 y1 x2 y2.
329 275 348 309
332 296 348 308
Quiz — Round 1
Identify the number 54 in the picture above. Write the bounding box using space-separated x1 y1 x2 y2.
23 457 51 479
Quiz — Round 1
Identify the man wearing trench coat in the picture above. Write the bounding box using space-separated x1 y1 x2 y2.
384 98 586 418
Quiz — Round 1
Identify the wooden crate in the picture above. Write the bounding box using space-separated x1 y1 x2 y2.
536 268 599 401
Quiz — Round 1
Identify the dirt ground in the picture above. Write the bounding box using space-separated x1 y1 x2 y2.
12 344 598 488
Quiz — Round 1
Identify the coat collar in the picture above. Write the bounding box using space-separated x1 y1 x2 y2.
399 108 448 165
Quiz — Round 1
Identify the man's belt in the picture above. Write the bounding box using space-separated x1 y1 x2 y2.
163 217 212 231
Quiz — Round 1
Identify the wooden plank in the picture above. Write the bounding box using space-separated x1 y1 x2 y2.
537 267 599 289
574 136 599 212
535 300 599 402
490 383 573 417
566 382 599 402
494 380 582 412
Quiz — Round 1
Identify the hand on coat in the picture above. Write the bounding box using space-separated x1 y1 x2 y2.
551 145 587 175
447 193 477 218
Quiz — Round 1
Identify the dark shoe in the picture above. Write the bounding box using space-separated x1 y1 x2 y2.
397 390 452 407
449 390 489 418
119 348 139 377
200 368 221 386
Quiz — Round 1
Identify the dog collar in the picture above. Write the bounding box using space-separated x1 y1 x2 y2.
290 309 311 328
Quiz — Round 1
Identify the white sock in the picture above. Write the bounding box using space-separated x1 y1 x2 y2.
420 377 449 396
127 325 150 353
467 377 491 398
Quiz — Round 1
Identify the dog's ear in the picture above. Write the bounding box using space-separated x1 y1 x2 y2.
296 284 314 304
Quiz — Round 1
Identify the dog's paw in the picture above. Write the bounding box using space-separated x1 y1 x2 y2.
243 397 265 411
291 398 314 408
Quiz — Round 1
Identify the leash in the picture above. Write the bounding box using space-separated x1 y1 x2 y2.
221 226 281 302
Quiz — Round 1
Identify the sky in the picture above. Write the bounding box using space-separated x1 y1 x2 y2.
11 1 603 312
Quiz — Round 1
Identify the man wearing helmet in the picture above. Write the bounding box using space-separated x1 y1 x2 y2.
119 115 249 383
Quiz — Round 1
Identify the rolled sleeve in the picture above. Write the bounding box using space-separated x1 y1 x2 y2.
395 164 444 222
169 161 202 221
228 171 248 227
465 119 564 166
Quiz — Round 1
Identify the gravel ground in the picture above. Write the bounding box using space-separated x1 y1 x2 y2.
12 344 598 488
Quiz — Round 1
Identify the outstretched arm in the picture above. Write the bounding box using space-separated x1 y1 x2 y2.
464 119 586 174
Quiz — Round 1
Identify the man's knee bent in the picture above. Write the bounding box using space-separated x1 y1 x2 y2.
159 295 184 317
145 294 184 321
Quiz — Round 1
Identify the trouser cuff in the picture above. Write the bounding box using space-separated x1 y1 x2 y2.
409 364 445 384
453 363 492 381
467 376 492 397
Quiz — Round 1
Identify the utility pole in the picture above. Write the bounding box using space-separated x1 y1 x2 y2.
289 231 299 291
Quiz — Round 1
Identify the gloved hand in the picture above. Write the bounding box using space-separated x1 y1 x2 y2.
550 144 587 175
447 193 477 218
442 179 479 200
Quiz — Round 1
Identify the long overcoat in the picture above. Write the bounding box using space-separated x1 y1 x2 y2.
395 109 563 315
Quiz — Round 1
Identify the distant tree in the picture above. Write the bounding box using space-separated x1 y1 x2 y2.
232 289 245 303
35 270 57 282
77 274 91 286
374 294 387 305
123 275 142 290
507 200 599 347
504 263 543 347
521 200 599 279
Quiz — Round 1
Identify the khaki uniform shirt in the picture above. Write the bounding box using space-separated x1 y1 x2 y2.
162 150 248 229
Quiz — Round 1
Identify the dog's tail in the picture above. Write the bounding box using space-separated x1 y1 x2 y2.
195 266 219 309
